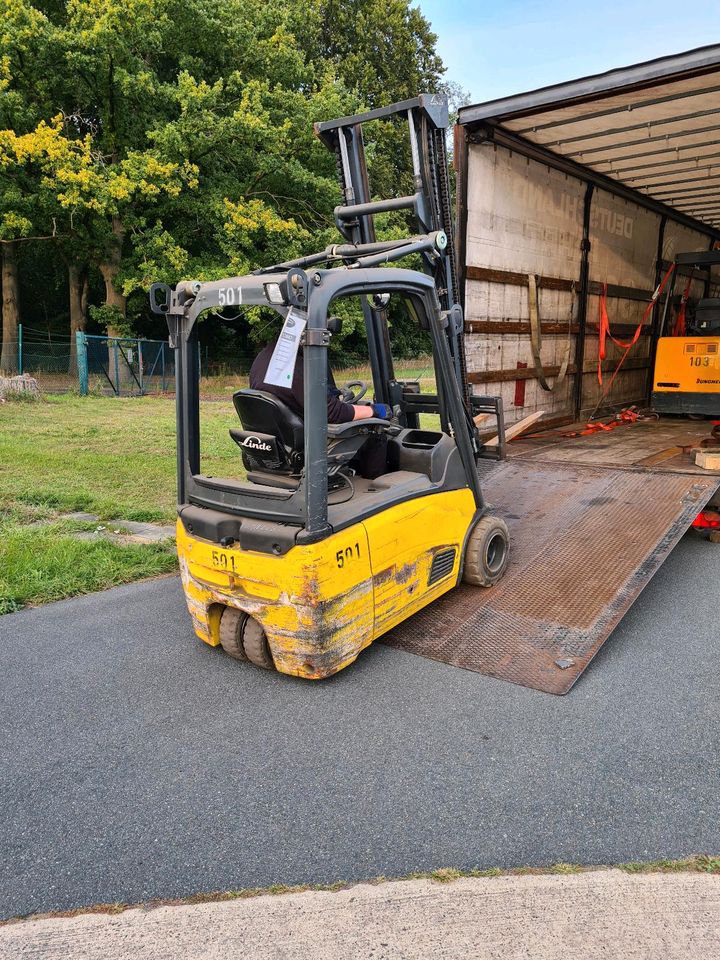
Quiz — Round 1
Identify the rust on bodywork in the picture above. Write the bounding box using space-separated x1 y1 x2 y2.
178 529 376 679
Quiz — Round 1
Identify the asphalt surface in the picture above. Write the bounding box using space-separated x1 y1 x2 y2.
1 533 719 919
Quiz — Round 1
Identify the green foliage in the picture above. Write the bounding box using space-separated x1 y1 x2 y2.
0 0 447 364
0 388 40 402
293 0 444 108
0 391 247 610
88 303 131 336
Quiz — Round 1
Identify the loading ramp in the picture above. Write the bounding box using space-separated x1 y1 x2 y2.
384 419 720 694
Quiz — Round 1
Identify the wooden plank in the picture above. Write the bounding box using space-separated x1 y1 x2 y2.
466 265 655 302
468 357 650 385
588 281 654 303
466 320 580 335
486 410 545 447
696 449 720 470
477 413 575 445
635 446 686 467
466 265 572 291
465 320 651 338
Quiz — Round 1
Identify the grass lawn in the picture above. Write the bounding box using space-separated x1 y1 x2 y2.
0 393 242 613
0 364 438 613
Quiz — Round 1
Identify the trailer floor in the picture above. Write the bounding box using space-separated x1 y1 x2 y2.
383 418 720 694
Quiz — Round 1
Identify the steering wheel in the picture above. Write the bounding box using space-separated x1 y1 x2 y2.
340 380 368 403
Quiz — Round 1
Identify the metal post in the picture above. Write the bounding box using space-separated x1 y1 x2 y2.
185 332 201 476
658 269 677 339
648 216 668 395
114 340 120 397
342 124 395 405
428 295 483 509
175 333 187 504
173 322 201 506
17 323 22 374
137 339 144 395
300 299 331 542
573 182 595 419
76 331 89 396
161 342 166 392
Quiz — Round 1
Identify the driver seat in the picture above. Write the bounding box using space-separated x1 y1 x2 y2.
231 390 304 485
231 388 375 489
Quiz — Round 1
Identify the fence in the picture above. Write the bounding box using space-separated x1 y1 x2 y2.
2 325 436 398
78 333 175 396
0 327 174 396
1 325 77 393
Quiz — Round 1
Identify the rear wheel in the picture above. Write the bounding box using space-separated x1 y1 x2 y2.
218 607 249 661
463 516 510 587
241 617 275 670
218 606 275 670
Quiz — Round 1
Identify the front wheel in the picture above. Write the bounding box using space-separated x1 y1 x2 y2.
463 516 510 587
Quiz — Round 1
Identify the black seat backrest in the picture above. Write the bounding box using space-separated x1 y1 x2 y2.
231 389 304 475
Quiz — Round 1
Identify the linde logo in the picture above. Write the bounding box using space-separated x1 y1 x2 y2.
241 436 273 452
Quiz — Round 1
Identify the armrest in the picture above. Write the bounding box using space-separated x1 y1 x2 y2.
327 418 391 437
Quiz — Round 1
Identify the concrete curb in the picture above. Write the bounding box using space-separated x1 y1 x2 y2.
2 870 719 959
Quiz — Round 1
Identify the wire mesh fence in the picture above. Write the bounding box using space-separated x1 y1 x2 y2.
2 328 78 393
1 325 436 399
81 334 175 396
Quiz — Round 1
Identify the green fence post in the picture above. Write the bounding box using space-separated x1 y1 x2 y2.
137 338 144 395
76 331 89 396
17 324 22 374
113 340 120 396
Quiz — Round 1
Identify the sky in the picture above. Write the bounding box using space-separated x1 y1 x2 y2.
415 0 720 105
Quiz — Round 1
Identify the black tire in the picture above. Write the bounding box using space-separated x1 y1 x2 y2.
241 616 275 670
463 516 510 587
218 607 250 661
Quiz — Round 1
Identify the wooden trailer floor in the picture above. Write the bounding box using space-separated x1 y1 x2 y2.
383 418 720 694
507 416 720 474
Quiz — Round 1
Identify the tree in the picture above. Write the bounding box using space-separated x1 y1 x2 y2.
295 0 443 107
0 0 58 372
0 0 447 370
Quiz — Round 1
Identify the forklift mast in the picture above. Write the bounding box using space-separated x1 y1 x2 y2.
314 94 469 407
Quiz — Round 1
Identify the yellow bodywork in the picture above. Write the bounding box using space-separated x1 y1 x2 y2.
654 337 720 394
177 487 476 678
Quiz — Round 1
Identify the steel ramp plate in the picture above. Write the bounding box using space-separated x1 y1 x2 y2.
382 461 719 694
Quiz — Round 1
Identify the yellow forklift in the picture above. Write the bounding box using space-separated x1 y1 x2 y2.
150 96 509 679
653 250 720 416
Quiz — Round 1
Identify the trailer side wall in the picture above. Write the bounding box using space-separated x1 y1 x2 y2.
463 140 713 423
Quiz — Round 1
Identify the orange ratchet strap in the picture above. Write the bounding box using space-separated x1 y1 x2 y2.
597 262 676 386
563 407 644 438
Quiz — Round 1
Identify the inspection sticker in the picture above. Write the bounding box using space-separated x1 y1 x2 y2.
264 307 307 388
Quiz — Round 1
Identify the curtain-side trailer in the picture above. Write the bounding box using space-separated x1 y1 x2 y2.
385 46 720 692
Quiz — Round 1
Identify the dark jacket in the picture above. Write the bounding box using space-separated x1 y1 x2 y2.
249 343 355 424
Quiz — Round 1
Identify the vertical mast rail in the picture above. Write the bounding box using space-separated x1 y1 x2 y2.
315 95 470 403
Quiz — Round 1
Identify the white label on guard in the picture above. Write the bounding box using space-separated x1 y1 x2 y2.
265 308 307 388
